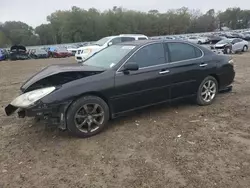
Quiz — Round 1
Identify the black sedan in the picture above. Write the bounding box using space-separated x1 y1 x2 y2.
5 40 235 138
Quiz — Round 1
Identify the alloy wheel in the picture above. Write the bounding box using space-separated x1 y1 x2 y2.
201 80 217 103
74 103 104 133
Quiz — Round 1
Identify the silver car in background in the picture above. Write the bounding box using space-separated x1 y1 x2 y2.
212 38 248 54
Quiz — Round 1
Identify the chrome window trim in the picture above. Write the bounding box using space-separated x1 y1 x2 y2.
116 41 204 74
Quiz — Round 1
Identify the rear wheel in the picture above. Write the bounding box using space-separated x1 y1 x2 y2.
66 96 109 138
242 45 248 52
196 76 218 106
198 41 202 45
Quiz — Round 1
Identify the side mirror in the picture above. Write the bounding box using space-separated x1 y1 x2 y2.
123 62 139 74
108 42 113 46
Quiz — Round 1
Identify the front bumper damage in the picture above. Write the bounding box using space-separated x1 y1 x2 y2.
5 101 72 130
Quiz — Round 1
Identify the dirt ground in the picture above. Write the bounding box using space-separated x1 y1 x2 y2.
0 54 250 188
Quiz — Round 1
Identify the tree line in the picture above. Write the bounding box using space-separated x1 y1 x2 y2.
0 6 250 48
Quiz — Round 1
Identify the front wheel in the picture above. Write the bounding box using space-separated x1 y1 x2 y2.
225 47 232 54
196 76 218 106
66 96 110 138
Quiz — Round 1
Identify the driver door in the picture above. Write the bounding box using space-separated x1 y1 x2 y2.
232 39 242 52
111 43 172 115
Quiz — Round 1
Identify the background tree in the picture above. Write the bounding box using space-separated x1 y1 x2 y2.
0 6 250 48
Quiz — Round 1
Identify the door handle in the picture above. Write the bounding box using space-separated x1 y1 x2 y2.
200 63 208 67
159 70 170 74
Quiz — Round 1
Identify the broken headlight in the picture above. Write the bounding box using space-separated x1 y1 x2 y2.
11 87 56 108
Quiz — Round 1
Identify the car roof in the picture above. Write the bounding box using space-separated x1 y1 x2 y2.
116 39 198 46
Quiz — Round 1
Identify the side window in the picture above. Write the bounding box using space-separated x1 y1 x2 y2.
194 47 202 57
167 42 202 62
232 39 238 44
127 43 165 68
138 37 147 40
110 37 122 44
121 37 135 42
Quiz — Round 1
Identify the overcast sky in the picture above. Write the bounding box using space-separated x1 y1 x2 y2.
0 1 249 27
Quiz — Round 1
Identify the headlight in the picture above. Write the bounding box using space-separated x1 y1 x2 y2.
82 49 92 54
228 59 234 64
11 87 56 108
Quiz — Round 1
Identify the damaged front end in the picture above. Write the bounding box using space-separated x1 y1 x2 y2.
5 63 105 130
5 100 72 130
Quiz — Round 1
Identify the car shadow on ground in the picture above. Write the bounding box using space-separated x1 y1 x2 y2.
26 91 233 139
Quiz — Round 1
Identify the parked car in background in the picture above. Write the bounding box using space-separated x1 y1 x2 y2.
242 32 250 41
224 32 234 38
187 36 209 44
211 38 248 54
53 48 72 58
5 40 235 138
48 47 72 58
0 49 8 61
66 45 78 55
9 45 29 61
231 33 245 39
29 49 49 59
207 35 225 44
75 34 148 63
164 36 176 40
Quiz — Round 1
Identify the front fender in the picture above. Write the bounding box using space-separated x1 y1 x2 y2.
41 70 115 104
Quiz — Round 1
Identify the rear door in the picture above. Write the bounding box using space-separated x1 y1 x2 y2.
165 42 216 99
112 42 171 114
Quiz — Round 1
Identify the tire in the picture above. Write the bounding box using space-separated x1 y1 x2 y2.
66 96 110 138
198 41 202 45
196 76 218 106
242 45 248 52
225 47 231 54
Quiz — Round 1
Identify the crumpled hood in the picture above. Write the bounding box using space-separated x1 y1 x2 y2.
21 64 105 92
215 43 229 47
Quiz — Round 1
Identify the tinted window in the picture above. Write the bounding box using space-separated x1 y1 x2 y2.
128 43 165 68
110 37 122 44
138 37 147 40
167 42 202 62
121 37 135 42
194 47 202 57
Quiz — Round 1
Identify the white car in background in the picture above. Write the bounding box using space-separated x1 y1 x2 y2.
75 34 148 63
66 45 78 55
212 38 248 54
187 36 209 44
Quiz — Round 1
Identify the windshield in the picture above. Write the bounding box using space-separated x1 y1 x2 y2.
217 39 232 44
83 45 135 69
93 37 112 46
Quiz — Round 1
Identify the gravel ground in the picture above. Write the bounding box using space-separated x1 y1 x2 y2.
0 54 250 188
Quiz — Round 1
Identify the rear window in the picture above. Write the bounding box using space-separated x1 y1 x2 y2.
138 37 147 40
167 42 202 62
121 37 136 42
